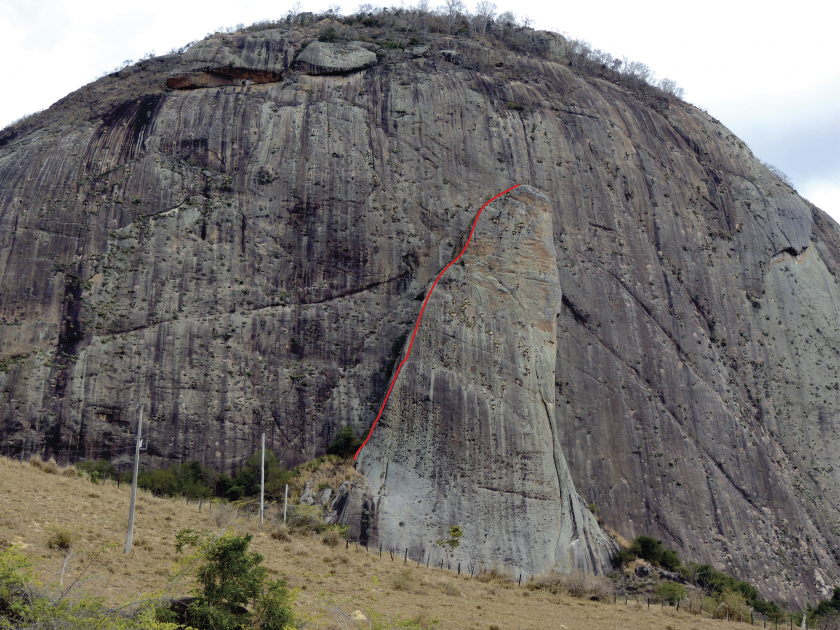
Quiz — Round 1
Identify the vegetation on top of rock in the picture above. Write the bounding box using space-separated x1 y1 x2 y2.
318 26 339 42
614 535 781 616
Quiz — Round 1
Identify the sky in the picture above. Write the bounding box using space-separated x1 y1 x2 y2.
1 0 838 221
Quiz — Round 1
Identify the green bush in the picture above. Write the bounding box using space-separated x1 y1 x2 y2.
630 535 664 563
811 587 840 623
76 459 118 482
137 461 216 499
229 450 293 500
657 582 686 605
288 504 325 533
620 535 681 571
613 548 635 567
159 530 297 630
659 548 681 571
327 426 363 459
686 562 779 615
318 27 338 42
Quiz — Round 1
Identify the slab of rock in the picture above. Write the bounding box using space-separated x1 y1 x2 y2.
439 49 462 65
351 41 379 52
355 185 616 576
167 29 296 89
296 41 377 75
319 487 332 505
405 45 429 58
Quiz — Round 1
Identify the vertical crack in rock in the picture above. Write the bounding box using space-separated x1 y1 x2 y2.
356 185 616 575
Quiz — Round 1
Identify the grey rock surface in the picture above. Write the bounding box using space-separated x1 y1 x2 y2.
1 22 839 605
167 30 297 89
405 45 429 58
439 49 462 65
296 41 377 75
357 185 616 575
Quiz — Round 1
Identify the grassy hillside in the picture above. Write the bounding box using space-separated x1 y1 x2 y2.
0 455 762 629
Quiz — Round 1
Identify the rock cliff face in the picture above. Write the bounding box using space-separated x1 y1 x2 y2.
1 19 839 605
358 184 616 575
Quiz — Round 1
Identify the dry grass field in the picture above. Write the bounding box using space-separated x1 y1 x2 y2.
0 455 760 630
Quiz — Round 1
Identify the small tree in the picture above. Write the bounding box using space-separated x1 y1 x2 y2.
435 525 463 549
327 426 363 459
443 0 465 34
657 582 686 605
163 530 297 630
472 0 496 36
658 77 685 99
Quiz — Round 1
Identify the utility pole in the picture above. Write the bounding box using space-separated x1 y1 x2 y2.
260 432 265 524
125 407 143 554
283 483 288 524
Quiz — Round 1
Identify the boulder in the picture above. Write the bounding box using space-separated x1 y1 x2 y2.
439 49 462 65
319 487 332 506
351 41 379 52
659 570 688 584
296 42 377 75
405 45 429 58
167 29 296 89
299 482 315 506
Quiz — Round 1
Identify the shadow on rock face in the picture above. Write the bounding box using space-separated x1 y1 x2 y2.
351 185 617 576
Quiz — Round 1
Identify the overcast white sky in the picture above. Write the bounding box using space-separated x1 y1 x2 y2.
1 0 838 221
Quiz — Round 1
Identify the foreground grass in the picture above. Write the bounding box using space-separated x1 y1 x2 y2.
0 456 757 629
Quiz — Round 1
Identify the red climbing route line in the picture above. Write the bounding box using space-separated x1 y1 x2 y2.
354 184 521 460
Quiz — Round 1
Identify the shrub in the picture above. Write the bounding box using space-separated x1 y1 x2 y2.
327 426 363 458
613 548 635 567
288 504 324 533
631 535 664 563
47 526 75 550
392 567 415 592
0 545 174 629
270 524 291 543
321 529 342 547
441 582 461 596
29 454 59 474
230 450 293 500
528 570 612 601
76 459 120 485
318 27 338 42
813 587 840 618
476 567 514 585
657 582 686 605
659 548 681 571
160 530 297 630
719 589 748 621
